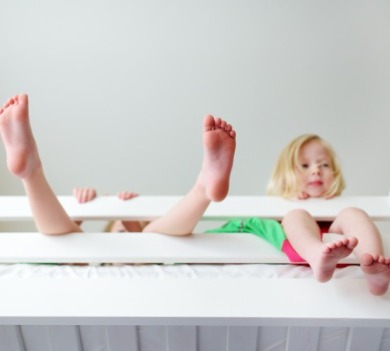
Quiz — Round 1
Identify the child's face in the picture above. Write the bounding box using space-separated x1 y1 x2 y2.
295 140 334 198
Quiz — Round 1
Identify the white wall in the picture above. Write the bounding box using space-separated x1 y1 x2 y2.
1 0 390 230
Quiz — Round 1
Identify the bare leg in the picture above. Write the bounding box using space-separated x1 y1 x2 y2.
282 209 357 282
330 207 390 295
143 114 236 235
0 94 81 234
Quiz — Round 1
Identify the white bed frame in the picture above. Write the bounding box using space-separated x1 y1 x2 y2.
0 196 389 351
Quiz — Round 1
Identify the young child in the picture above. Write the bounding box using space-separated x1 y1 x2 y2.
209 134 390 295
73 187 147 232
0 94 236 239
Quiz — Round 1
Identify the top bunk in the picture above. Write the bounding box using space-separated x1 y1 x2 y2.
0 195 389 326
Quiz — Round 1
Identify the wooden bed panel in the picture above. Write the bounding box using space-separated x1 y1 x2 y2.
105 325 139 351
1 326 390 351
20 326 82 351
0 326 24 351
166 326 197 351
227 326 259 351
0 278 389 326
287 327 321 350
348 327 384 351
317 327 349 351
257 326 287 351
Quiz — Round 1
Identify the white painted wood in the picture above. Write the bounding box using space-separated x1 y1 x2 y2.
287 327 320 351
1 196 390 221
348 327 384 351
0 326 25 351
257 326 287 351
0 326 388 351
318 327 349 351
378 328 390 351
0 232 375 264
20 326 51 351
227 326 258 351
0 195 389 341
166 326 197 351
197 326 227 351
46 326 82 351
106 326 139 351
78 326 110 351
137 326 167 351
0 277 388 326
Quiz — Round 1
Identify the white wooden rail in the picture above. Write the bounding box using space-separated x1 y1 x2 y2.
1 232 385 264
0 195 389 265
1 195 390 221
0 277 389 327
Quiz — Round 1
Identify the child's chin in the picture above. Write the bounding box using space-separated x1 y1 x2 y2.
307 191 325 198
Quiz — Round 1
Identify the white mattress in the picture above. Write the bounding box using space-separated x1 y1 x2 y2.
0 262 363 279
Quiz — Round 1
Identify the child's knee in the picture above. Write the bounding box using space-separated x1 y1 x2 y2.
337 207 368 220
282 208 312 225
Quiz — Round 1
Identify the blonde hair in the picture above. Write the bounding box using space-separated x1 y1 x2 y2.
104 220 116 233
267 134 345 198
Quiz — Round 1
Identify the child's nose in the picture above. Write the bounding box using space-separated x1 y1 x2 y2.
311 165 320 174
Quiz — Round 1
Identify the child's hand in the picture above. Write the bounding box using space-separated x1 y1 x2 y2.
297 191 310 200
73 187 97 203
117 191 139 201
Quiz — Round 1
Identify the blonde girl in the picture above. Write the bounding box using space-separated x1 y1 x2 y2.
209 134 390 295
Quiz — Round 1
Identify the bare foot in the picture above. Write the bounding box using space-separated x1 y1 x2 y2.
311 237 358 282
0 94 41 178
199 114 236 202
361 253 390 296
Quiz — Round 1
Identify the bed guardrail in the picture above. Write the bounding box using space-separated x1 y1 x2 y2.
0 195 389 328
0 195 389 221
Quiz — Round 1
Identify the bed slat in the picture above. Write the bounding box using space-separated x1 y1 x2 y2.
0 277 388 327
0 232 373 264
0 196 389 221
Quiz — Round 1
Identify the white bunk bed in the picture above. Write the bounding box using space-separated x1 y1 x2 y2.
0 196 389 351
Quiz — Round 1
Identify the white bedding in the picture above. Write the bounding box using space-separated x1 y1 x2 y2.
0 262 363 279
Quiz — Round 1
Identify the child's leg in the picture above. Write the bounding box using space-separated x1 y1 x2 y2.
143 114 236 235
330 207 390 295
0 94 81 235
282 209 357 282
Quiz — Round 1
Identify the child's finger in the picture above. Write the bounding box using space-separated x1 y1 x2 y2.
74 188 96 203
117 191 139 201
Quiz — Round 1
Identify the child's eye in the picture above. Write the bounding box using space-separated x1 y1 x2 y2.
301 164 309 169
321 163 329 168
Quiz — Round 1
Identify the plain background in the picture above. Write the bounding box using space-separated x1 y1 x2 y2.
1 0 390 232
